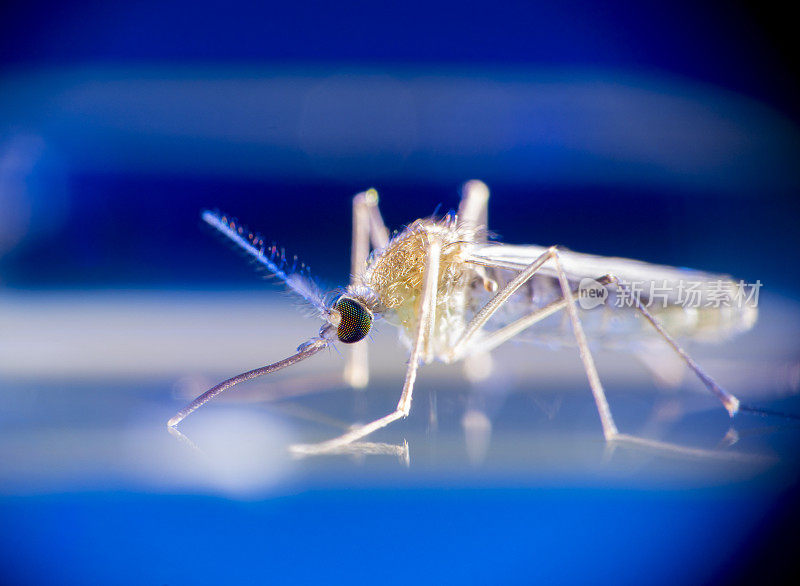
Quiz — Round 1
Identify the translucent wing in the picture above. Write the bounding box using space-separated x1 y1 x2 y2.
468 243 730 304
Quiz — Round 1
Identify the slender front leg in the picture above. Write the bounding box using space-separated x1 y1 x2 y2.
344 189 390 389
291 236 443 454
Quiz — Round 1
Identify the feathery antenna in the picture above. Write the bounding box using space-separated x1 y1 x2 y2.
202 210 328 314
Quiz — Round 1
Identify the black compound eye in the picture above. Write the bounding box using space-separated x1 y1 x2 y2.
335 297 372 344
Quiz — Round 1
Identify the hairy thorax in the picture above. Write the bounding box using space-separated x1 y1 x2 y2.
361 217 478 354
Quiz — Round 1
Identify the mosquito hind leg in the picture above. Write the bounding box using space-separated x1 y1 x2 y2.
607 275 740 417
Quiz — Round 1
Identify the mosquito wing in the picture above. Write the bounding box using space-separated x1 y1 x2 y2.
465 243 756 347
468 243 731 305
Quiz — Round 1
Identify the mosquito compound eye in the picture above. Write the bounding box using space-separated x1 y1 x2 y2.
335 297 372 344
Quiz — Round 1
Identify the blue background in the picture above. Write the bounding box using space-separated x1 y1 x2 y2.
1 0 799 293
1 1 799 585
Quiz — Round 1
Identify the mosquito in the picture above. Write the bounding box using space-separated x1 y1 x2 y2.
167 181 762 454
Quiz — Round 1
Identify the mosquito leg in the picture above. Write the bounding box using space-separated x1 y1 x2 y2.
454 277 615 360
456 275 628 441
449 246 619 440
455 181 495 382
351 189 390 282
449 247 557 361
457 180 490 237
291 236 443 454
457 262 739 435
551 253 619 440
292 440 410 465
607 276 740 416
344 189 390 389
449 237 742 442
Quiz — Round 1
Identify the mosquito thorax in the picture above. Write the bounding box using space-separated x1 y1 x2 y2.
331 296 373 344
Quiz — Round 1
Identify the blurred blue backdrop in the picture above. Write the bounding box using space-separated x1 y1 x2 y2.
1 1 799 585
1 0 798 293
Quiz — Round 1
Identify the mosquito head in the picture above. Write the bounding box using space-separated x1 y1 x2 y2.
329 296 373 344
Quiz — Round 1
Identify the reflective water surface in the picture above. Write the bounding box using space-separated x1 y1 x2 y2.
1 293 799 584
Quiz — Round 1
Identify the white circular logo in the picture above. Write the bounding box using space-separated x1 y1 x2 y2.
578 278 608 309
